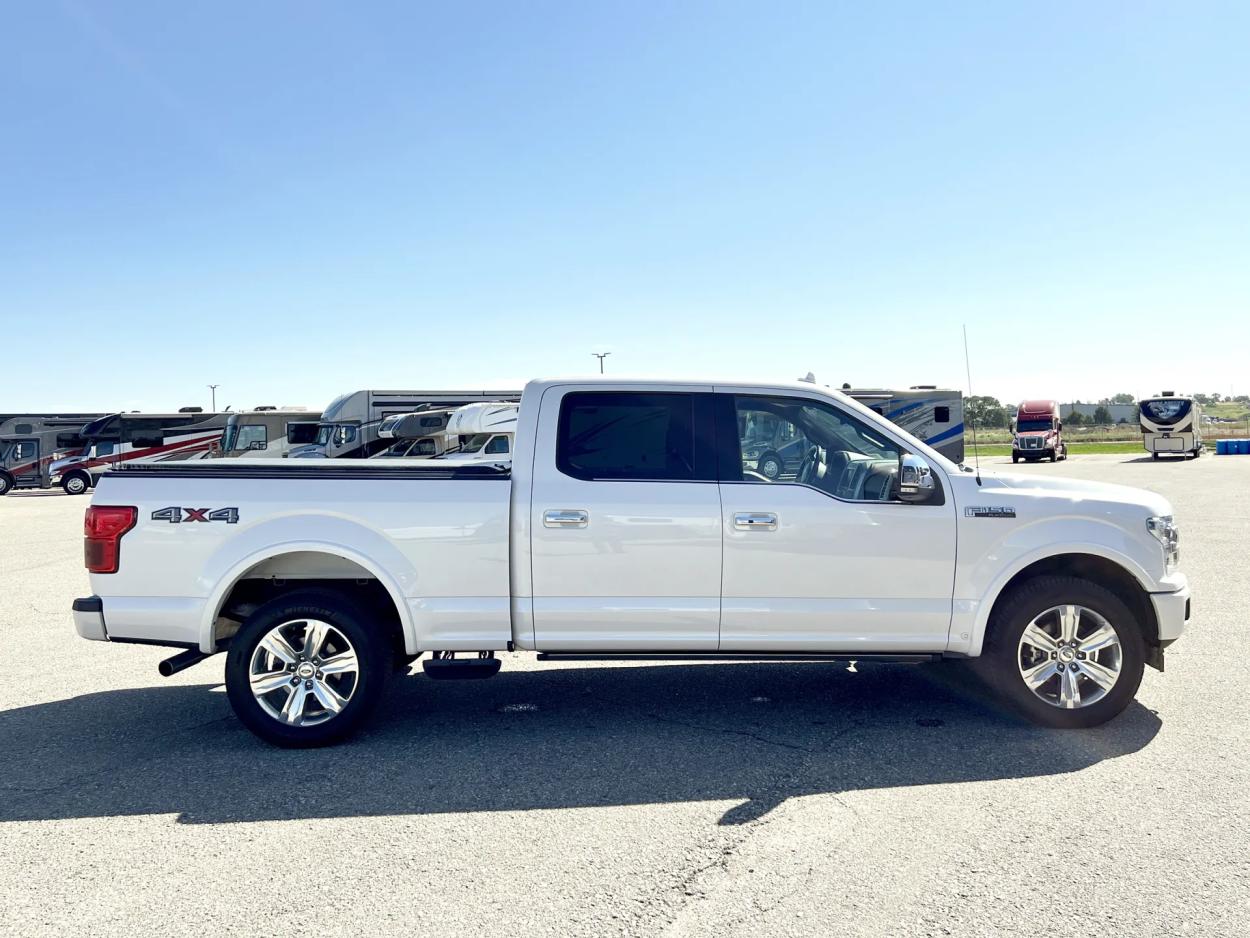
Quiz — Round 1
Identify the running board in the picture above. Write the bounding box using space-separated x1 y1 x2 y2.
422 653 502 680
535 652 940 663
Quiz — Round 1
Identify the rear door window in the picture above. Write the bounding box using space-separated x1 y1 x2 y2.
556 392 715 481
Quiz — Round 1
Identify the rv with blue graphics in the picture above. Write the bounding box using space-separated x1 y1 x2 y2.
846 387 964 464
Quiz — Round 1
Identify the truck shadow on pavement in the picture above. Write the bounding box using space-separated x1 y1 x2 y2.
0 661 1161 826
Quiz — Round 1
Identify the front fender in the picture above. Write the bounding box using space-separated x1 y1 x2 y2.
949 515 1159 657
197 514 418 654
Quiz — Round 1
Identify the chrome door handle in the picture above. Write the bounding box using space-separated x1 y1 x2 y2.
544 509 589 528
734 512 778 531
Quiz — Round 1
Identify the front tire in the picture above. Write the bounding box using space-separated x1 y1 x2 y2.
983 576 1144 728
757 451 783 480
225 589 391 747
0 472 12 496
62 472 90 495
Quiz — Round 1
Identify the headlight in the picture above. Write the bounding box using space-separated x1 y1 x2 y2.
1147 515 1179 572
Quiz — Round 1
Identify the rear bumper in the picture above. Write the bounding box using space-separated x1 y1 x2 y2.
72 596 109 642
1151 582 1191 643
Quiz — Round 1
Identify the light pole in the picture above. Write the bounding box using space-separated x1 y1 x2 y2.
592 352 611 374
208 384 219 411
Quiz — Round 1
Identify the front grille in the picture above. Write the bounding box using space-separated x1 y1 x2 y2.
1021 438 1043 450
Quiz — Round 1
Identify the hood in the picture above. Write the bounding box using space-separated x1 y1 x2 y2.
1015 429 1054 439
969 469 1172 515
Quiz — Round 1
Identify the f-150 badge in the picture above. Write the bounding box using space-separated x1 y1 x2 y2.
151 507 240 524
965 506 1016 519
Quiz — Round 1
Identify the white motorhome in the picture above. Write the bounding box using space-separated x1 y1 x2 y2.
436 401 519 463
50 409 229 494
217 409 322 459
1140 393 1204 459
846 387 964 464
373 410 458 459
293 389 522 459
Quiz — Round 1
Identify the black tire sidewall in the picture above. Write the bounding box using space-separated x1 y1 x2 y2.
0 473 11 495
63 473 88 495
225 589 390 747
986 576 1145 728
759 452 782 479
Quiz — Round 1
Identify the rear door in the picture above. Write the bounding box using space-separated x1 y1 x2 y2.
529 388 722 650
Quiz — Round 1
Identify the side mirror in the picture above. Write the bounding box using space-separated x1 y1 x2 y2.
1057 421 1063 431
898 453 938 504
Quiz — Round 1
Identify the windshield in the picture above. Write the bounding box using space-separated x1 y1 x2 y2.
1017 418 1054 433
800 406 894 459
458 433 491 454
379 441 411 457
315 423 357 446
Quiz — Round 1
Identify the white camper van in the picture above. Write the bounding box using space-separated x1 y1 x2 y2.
373 409 457 459
436 401 519 463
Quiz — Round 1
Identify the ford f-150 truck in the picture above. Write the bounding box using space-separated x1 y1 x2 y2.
72 379 1190 747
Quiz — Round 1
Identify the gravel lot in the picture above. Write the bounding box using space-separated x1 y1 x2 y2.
1 455 1247 937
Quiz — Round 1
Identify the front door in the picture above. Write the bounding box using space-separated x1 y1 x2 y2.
717 392 957 653
529 389 722 651
9 439 41 487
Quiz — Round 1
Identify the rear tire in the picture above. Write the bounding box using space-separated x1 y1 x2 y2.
225 589 391 747
62 472 90 495
983 575 1144 728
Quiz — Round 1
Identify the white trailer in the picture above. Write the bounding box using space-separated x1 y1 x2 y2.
1140 393 1204 459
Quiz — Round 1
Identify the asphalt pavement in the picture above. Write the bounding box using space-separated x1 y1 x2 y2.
1 455 1247 936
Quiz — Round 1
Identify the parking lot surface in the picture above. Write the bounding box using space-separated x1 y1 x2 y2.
1 455 1248 936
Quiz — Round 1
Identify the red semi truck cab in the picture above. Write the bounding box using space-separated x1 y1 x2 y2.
1012 400 1067 463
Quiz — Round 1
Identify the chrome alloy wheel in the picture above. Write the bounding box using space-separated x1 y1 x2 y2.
248 619 359 727
1017 604 1123 709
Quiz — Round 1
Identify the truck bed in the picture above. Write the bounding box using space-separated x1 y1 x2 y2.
89 459 514 652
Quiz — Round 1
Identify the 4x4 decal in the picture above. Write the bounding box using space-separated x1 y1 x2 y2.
151 507 239 524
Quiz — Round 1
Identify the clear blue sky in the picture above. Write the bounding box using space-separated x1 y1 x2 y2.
2 1 1247 413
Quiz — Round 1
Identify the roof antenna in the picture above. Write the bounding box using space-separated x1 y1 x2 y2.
963 324 982 486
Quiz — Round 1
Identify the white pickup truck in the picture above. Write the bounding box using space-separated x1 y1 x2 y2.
73 379 1190 747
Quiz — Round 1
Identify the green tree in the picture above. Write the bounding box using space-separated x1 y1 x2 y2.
1066 410 1087 427
1110 393 1135 404
1092 405 1112 425
965 396 1008 430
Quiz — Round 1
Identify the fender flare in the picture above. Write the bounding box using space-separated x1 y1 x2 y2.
199 540 416 654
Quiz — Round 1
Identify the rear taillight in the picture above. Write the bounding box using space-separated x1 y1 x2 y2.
84 505 137 574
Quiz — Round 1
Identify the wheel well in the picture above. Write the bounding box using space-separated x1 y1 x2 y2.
989 554 1160 645
212 552 405 660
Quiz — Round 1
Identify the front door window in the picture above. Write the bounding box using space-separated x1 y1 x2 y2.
731 396 901 501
